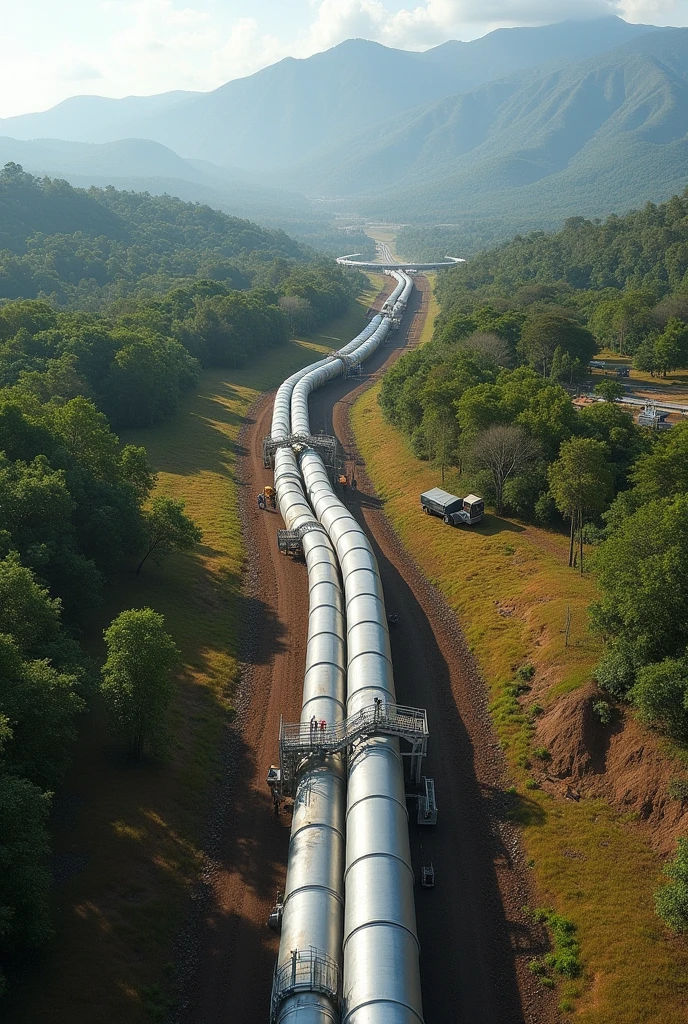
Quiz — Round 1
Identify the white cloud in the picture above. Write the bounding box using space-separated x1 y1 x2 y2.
0 0 686 117
210 17 287 81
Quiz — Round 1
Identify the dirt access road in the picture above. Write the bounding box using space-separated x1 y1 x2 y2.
176 275 556 1024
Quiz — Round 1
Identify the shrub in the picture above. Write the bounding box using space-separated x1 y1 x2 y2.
592 700 613 725
667 778 688 802
655 838 688 933
533 746 552 761
630 658 688 741
534 908 582 978
594 644 637 698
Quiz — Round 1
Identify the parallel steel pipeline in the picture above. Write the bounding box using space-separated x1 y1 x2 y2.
270 316 385 1023
291 273 424 1022
270 272 423 1022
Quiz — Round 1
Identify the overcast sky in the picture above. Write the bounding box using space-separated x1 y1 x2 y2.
1 0 686 118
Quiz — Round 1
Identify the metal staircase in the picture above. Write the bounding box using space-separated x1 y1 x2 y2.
277 702 428 796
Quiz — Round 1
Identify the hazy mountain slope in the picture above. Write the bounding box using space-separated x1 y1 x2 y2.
0 91 197 144
0 137 215 181
0 136 322 225
0 17 658 174
419 15 655 84
296 28 688 223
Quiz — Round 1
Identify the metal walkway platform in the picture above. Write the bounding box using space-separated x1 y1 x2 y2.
263 432 337 469
278 702 428 796
277 520 327 555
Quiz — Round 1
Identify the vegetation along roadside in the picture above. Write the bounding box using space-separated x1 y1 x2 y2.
351 262 688 1020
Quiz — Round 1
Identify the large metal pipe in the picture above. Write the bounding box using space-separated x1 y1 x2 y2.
269 317 386 1023
291 273 424 1023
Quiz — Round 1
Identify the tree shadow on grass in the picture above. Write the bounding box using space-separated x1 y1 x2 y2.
476 515 526 536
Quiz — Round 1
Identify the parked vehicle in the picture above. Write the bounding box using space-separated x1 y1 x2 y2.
420 488 484 526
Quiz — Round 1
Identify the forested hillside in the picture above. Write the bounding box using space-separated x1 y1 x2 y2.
0 171 365 995
0 163 308 306
382 186 688 836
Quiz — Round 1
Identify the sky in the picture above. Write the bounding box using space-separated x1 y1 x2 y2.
1 0 686 118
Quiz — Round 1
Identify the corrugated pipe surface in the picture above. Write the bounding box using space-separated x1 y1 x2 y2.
292 273 424 1023
269 317 385 1023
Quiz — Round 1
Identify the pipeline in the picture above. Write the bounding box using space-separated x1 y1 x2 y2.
269 316 386 1023
270 273 423 1022
292 273 423 1023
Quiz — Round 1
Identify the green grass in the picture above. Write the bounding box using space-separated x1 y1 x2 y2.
351 312 688 1021
4 281 381 1024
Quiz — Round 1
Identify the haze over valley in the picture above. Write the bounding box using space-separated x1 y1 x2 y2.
3 15 688 247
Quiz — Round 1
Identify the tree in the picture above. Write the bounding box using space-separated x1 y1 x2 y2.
594 379 625 402
459 331 512 369
633 337 659 376
424 406 459 483
101 608 180 758
590 291 655 355
0 634 83 788
630 421 688 501
136 496 202 575
51 396 120 481
654 318 688 376
591 495 688 671
470 425 540 512
548 438 613 571
519 313 596 378
655 838 688 933
0 763 53 974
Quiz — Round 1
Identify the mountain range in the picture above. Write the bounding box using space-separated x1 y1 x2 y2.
0 16 685 235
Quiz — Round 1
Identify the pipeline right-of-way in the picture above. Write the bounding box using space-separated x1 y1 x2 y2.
269 270 423 1023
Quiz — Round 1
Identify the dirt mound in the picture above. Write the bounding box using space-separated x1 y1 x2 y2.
537 685 688 855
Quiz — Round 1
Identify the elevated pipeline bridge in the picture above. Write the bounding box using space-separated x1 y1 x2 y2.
277 702 428 796
336 252 465 271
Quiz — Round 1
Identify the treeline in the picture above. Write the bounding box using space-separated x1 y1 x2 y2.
0 390 159 991
0 261 361 428
380 318 644 523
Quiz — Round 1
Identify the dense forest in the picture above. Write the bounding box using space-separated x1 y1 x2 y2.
0 163 354 307
382 185 688 787
0 171 366 993
399 188 688 274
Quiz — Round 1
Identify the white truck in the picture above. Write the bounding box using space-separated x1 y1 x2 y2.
420 488 484 526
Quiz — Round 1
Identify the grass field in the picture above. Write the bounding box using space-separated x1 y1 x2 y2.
4 279 383 1024
351 333 688 1019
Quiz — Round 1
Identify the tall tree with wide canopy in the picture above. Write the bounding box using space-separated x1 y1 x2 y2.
548 437 612 571
470 424 540 512
101 608 180 759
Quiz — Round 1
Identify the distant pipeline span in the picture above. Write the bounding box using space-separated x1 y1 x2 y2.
336 252 465 271
267 269 427 1023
